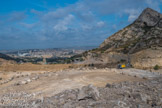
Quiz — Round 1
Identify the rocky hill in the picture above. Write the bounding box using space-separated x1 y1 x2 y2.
83 8 162 69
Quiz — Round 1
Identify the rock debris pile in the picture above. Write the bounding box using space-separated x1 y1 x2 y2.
0 77 161 108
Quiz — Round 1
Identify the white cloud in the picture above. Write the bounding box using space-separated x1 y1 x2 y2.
81 24 92 30
128 15 137 22
97 21 105 27
125 9 140 22
53 14 75 32
30 9 42 15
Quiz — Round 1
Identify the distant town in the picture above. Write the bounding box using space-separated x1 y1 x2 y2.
0 46 96 64
4 49 84 58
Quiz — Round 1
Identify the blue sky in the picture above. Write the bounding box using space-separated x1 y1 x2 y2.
0 0 162 50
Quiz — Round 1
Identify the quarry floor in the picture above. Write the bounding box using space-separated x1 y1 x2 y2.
0 64 161 103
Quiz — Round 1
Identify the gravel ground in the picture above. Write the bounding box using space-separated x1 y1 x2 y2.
0 77 161 108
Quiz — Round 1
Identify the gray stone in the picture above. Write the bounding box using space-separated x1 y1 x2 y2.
77 85 100 101
137 8 160 27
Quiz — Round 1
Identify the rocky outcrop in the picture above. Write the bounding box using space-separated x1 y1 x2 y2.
99 8 162 50
77 85 100 101
83 8 162 69
131 48 162 69
136 8 162 27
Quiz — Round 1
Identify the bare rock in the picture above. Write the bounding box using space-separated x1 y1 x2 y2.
77 84 100 101
26 79 31 83
137 8 161 27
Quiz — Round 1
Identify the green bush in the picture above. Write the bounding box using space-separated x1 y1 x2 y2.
79 58 84 61
120 59 126 63
154 65 159 70
101 51 104 53
0 77 2 80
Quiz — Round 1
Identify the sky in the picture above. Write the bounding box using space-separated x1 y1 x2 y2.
0 0 162 50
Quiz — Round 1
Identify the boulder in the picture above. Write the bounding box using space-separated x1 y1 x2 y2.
77 85 100 101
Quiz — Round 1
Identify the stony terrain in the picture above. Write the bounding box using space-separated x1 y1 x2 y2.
0 64 161 107
28 77 162 108
0 69 161 108
83 8 162 69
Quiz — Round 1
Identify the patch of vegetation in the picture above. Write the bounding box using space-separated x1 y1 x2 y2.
144 36 157 46
122 48 129 54
123 38 140 48
46 54 85 64
70 54 84 62
88 63 94 67
82 51 88 57
0 53 22 62
71 54 82 59
91 48 99 52
120 59 126 63
122 30 128 36
101 50 104 53
0 77 2 80
154 65 160 70
120 38 141 54
46 57 71 64
0 53 44 64
98 44 111 52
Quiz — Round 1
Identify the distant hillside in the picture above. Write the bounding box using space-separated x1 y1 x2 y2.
0 53 16 61
99 8 162 53
0 53 22 63
82 8 162 69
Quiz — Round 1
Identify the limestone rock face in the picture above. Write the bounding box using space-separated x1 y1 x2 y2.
99 8 162 52
137 8 162 27
158 19 162 28
84 8 162 68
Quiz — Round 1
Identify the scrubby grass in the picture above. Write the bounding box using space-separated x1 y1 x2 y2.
154 65 160 70
0 63 73 71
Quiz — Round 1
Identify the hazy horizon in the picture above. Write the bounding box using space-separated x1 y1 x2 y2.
0 45 98 51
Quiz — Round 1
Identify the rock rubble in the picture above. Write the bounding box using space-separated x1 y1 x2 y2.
1 77 161 108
